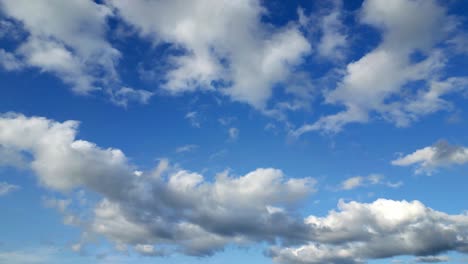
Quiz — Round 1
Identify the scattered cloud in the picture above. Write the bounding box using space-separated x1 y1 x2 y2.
228 127 239 141
1 113 466 262
175 144 198 153
0 0 153 108
107 0 311 109
0 181 19 196
109 87 153 107
185 111 201 128
339 174 402 190
0 0 120 93
392 140 468 174
294 0 468 135
299 0 348 61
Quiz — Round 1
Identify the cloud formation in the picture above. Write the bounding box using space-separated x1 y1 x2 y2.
1 0 467 131
0 181 19 196
294 0 468 134
340 174 402 190
107 0 311 109
392 140 468 174
0 0 152 106
0 113 316 256
269 199 468 264
0 113 467 262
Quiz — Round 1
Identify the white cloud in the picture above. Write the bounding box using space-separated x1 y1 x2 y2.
300 0 347 60
0 0 120 93
0 113 317 256
0 0 152 107
340 174 402 190
228 127 239 141
107 0 311 109
0 145 27 168
0 181 19 196
134 244 166 257
340 176 364 190
1 113 467 262
175 144 198 153
0 49 23 71
269 199 468 264
392 140 468 174
109 87 153 107
185 111 201 128
294 0 466 134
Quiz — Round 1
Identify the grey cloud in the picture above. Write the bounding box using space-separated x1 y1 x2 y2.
415 255 449 263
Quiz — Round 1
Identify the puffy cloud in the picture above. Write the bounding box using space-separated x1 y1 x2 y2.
107 0 311 109
2 113 467 262
294 0 466 134
0 0 119 93
0 0 152 106
0 181 19 196
0 113 316 256
392 140 468 174
269 199 468 264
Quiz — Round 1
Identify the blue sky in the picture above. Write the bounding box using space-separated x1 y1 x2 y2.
1 0 468 263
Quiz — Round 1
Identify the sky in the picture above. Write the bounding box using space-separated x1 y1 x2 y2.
0 0 468 263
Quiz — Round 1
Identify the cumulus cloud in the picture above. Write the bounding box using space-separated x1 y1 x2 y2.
0 113 317 256
107 0 311 109
1 113 467 262
294 0 468 134
0 0 152 106
269 199 468 264
0 0 119 92
392 140 468 174
0 181 19 196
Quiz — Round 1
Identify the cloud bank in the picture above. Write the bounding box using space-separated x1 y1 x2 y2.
0 113 467 262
